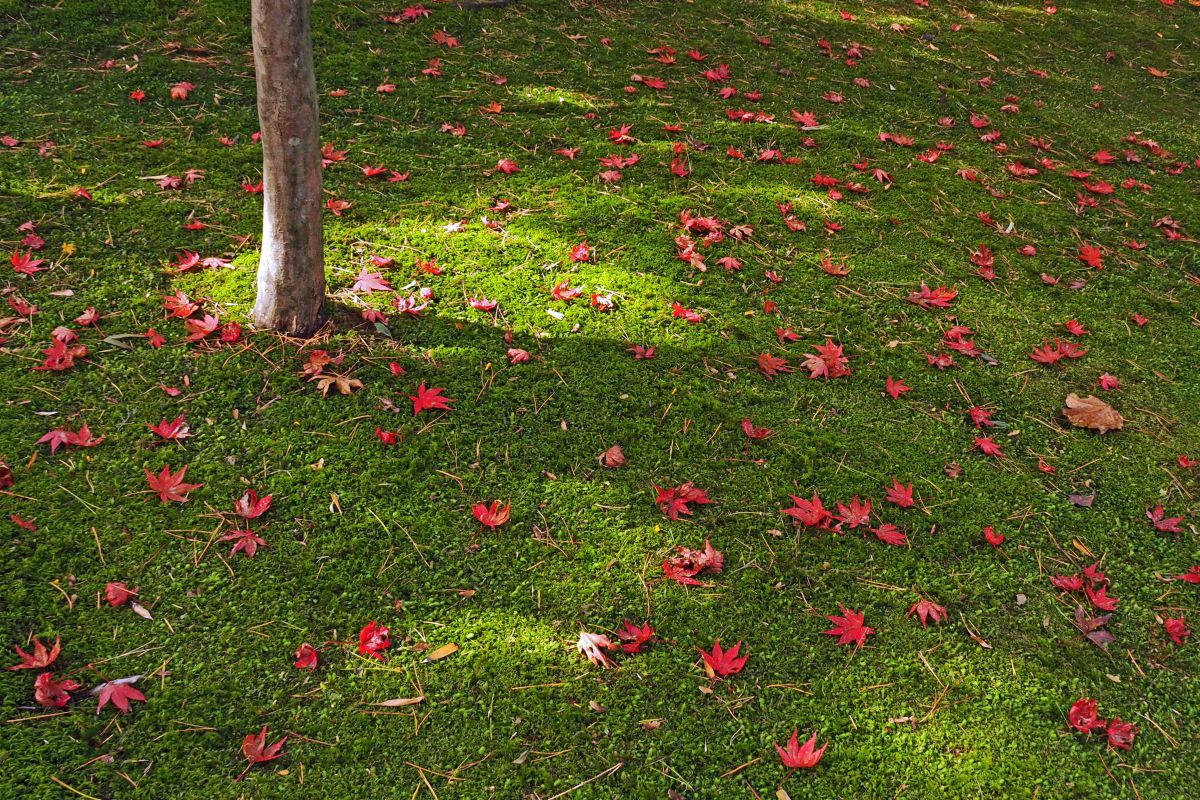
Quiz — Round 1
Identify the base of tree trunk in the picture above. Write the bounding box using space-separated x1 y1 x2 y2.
250 0 326 338
251 290 326 339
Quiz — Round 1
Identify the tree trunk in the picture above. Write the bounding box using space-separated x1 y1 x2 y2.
250 0 325 337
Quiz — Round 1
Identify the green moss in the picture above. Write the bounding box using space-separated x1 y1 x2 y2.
1 0 1199 798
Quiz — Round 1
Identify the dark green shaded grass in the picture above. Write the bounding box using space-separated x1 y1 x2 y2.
2 0 1199 798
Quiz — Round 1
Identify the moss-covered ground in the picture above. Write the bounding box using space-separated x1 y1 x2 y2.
1 0 1198 797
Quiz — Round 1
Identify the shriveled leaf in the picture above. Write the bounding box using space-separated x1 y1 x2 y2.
1063 393 1124 433
102 333 144 349
372 695 425 707
598 444 626 468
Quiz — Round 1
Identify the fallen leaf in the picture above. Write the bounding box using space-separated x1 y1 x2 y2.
423 643 458 662
599 444 626 468
1063 393 1124 433
373 696 425 707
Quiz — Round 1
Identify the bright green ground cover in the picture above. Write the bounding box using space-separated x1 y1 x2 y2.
1 0 1198 797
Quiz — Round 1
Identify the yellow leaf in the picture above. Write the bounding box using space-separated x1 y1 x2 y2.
424 643 458 662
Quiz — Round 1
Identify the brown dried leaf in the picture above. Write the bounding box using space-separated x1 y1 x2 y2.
423 643 459 662
1063 393 1124 433
372 695 425 707
310 373 364 397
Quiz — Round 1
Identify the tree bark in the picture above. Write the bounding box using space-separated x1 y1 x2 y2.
250 0 325 337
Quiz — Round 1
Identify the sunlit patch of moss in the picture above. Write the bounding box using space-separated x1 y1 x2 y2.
515 85 604 111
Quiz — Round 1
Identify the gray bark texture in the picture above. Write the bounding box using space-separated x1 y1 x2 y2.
250 0 325 337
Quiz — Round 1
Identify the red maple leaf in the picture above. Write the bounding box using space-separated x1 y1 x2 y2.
775 730 827 769
237 725 287 780
242 726 287 764
885 376 911 399
10 248 46 275
1164 616 1191 645
974 437 1005 458
106 582 135 607
67 423 103 448
352 268 392 293
410 382 453 415
885 478 914 508
835 496 871 529
654 482 712 520
1068 698 1106 734
699 639 747 678
801 340 851 379
823 606 874 650
9 635 61 670
473 500 511 529
95 679 146 714
1051 575 1084 592
1086 584 1120 612
551 280 583 302
36 427 71 454
756 352 792 378
1106 719 1137 750
185 313 220 342
294 642 318 670
907 598 947 627
967 406 995 428
820 256 849 275
35 672 81 708
1078 244 1104 269
221 528 266 558
144 465 203 503
907 283 957 309
148 415 191 441
163 290 199 318
671 302 703 323
783 491 832 528
741 418 774 440
662 538 724 586
871 523 907 546
1147 504 1183 533
616 620 655 654
358 621 390 660
38 423 103 454
234 490 273 519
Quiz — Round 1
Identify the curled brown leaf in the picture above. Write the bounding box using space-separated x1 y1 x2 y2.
1063 393 1124 433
